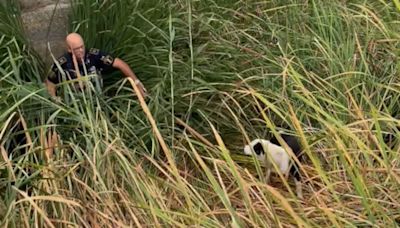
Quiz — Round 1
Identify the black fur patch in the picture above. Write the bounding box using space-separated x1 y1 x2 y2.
270 133 302 180
253 142 265 156
270 134 301 156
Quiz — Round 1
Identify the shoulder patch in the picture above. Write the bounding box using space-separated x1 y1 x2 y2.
89 48 100 55
100 55 114 66
57 56 67 65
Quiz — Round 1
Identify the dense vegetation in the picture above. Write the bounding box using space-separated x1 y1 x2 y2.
1 0 399 226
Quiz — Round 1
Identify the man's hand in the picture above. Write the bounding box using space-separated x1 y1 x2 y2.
51 96 62 103
135 79 148 98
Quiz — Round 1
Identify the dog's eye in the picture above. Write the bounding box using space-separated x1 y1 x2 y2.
253 143 264 155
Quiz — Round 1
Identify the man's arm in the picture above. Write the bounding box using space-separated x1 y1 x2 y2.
45 79 57 97
46 57 65 99
112 58 147 97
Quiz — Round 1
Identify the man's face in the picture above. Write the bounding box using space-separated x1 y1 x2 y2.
68 39 85 61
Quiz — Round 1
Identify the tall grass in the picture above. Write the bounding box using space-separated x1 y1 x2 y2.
1 0 400 227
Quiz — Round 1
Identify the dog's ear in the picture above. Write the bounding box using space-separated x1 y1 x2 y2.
253 142 264 155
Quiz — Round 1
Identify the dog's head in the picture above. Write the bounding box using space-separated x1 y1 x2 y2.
243 139 269 161
244 138 292 174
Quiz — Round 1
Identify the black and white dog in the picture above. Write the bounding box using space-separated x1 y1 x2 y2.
243 132 303 199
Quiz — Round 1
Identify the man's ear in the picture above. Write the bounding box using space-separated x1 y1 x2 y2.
65 43 71 53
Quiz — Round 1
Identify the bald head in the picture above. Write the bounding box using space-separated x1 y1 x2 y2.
66 33 85 60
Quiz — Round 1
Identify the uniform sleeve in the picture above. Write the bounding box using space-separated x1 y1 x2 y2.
89 48 116 73
48 56 68 84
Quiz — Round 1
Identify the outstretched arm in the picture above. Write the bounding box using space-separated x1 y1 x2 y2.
112 58 147 97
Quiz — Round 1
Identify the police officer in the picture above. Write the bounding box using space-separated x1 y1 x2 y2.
45 32 147 98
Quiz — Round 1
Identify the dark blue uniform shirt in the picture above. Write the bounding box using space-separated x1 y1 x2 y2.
48 48 115 85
